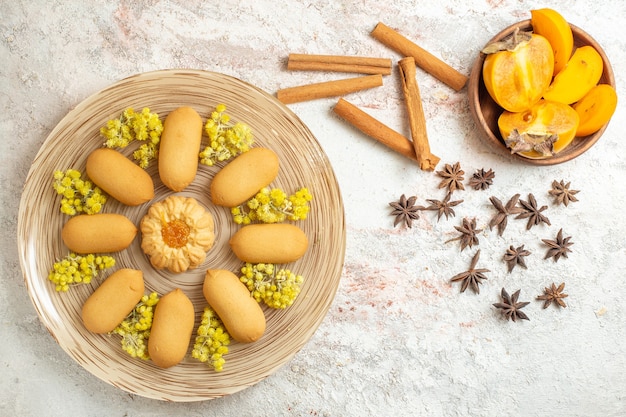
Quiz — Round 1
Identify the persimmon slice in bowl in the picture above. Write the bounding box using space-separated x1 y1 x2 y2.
531 8 574 75
543 45 604 104
498 99 579 159
481 30 554 113
573 84 618 137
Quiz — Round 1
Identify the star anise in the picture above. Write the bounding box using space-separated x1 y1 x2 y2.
450 249 489 294
468 168 495 190
389 194 422 228
537 282 568 309
503 244 531 273
504 129 557 157
446 217 481 251
493 288 530 322
424 192 463 221
489 194 524 236
516 193 551 230
436 162 465 193
542 228 573 262
549 179 579 207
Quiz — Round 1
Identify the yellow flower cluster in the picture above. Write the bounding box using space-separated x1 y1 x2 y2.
48 253 115 292
231 187 312 225
240 263 304 309
112 292 160 360
289 187 313 220
191 306 230 372
199 104 254 166
100 107 163 168
52 169 107 216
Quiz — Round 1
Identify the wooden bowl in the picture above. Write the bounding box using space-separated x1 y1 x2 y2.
468 20 616 165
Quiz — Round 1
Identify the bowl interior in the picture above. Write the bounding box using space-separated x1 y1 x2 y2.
468 20 616 165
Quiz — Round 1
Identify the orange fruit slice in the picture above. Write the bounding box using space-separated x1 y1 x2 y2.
498 99 579 159
543 45 603 104
531 8 574 75
572 84 618 136
482 31 554 113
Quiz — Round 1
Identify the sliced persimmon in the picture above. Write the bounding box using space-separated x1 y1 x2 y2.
572 84 618 136
482 30 554 113
531 8 574 75
498 99 579 159
543 45 603 104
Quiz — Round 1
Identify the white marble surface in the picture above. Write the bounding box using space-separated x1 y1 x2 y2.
2 0 626 416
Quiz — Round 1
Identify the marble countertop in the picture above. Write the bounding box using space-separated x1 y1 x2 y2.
2 1 625 416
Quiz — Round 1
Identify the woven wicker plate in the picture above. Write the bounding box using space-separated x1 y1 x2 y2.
17 70 345 401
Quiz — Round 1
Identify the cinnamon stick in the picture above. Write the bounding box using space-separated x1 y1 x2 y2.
371 22 468 91
276 74 383 104
398 57 440 171
288 53 392 75
333 98 418 162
